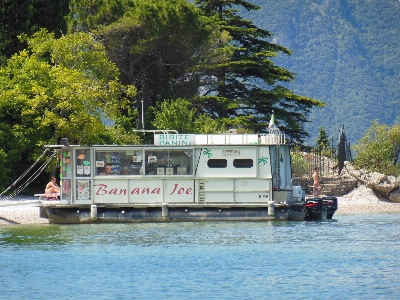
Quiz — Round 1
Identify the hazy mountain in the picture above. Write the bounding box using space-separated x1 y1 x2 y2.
243 0 400 145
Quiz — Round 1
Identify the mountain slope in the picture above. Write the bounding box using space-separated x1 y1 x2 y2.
245 0 400 145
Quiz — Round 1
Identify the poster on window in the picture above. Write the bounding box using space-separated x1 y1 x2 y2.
148 156 157 163
132 156 142 162
77 165 83 175
62 179 71 200
76 179 91 200
84 165 90 175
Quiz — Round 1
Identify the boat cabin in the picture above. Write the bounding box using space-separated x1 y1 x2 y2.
55 133 292 206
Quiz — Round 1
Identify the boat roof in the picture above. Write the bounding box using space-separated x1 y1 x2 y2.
45 131 287 148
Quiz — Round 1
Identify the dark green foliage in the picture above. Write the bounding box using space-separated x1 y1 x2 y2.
66 0 135 32
0 0 69 60
195 0 324 142
93 0 217 129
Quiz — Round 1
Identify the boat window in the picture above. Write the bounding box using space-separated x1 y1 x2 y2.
61 148 72 178
61 148 72 200
94 149 193 176
233 159 253 168
75 148 91 177
95 150 144 176
144 150 168 175
207 159 227 168
144 149 193 175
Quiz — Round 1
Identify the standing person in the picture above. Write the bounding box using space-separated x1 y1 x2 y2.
45 176 60 198
312 167 321 197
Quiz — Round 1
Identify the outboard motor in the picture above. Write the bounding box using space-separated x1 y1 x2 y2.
322 196 338 219
305 197 324 220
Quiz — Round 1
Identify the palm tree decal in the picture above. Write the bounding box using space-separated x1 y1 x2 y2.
258 156 268 166
203 148 212 158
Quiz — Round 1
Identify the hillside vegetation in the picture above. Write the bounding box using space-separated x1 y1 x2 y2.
246 0 400 145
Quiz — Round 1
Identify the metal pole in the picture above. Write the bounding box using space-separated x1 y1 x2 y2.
141 100 144 130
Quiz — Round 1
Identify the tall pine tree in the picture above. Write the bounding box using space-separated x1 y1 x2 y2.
195 0 324 142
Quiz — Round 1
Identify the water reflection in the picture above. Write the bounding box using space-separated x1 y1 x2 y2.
0 220 341 248
0 225 68 248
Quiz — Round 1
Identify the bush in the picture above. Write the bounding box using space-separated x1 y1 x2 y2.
353 121 400 176
291 151 309 177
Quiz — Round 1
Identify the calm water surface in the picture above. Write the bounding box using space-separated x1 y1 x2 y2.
1 213 400 299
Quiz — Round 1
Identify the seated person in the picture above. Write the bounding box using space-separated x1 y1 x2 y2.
45 177 60 198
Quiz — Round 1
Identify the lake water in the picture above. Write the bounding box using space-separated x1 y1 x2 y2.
1 213 400 299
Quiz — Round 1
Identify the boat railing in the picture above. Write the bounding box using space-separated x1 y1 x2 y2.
260 134 286 145
194 133 286 145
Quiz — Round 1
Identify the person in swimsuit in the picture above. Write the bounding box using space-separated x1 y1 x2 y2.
45 176 60 197
312 167 321 197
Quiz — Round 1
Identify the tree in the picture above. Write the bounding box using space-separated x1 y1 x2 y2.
66 0 135 33
68 0 220 127
316 127 330 155
0 29 135 188
353 121 400 176
93 0 218 130
194 0 324 142
0 0 69 63
0 123 25 191
67 0 227 130
151 98 225 134
388 124 400 166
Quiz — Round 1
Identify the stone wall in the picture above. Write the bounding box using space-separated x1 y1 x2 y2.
292 176 358 196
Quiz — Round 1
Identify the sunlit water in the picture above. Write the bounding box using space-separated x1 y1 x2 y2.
1 213 400 299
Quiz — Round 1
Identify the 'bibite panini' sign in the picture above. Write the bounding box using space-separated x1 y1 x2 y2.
154 134 195 146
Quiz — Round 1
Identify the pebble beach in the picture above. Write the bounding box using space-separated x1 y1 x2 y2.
0 197 48 225
1 185 400 225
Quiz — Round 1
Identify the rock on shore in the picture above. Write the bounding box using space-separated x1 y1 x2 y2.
336 185 400 215
341 161 400 202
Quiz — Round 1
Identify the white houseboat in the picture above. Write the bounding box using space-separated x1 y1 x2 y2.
39 130 336 223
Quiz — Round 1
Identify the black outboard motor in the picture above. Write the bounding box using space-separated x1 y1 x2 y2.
322 196 338 219
305 197 324 220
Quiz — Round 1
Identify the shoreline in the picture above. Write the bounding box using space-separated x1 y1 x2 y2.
1 186 400 225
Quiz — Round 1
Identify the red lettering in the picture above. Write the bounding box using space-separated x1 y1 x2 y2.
151 188 160 194
170 184 193 195
94 184 108 195
131 188 140 194
170 183 179 195
95 184 129 196
96 183 187 196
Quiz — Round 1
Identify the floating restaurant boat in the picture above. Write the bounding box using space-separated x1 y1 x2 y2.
39 130 337 223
